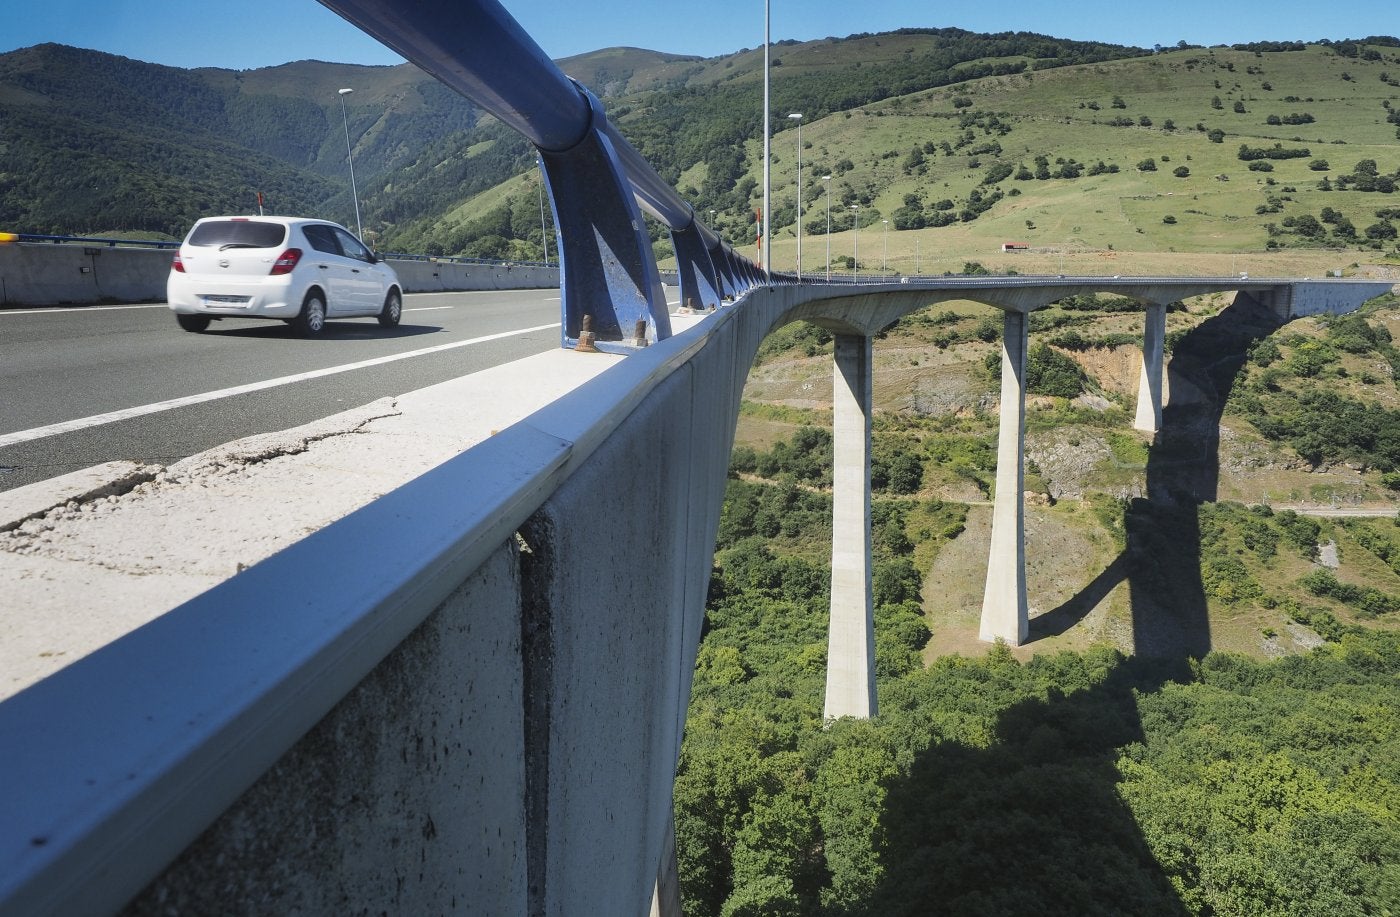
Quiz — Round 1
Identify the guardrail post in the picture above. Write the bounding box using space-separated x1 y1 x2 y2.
980 310 1029 645
672 226 722 311
539 86 671 352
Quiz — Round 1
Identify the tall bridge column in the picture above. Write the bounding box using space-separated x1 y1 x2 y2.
649 815 681 917
825 333 877 720
1133 302 1167 433
980 310 1029 645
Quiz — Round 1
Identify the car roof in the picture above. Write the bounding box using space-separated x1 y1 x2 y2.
192 216 341 228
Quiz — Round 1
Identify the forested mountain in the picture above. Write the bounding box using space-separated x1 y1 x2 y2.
2 30 1398 264
0 43 482 236
0 29 1154 244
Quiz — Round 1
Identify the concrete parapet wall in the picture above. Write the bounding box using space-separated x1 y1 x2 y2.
101 302 757 915
385 258 559 292
0 244 171 305
124 545 531 914
0 244 558 306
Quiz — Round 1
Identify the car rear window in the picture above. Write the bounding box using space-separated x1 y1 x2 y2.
186 221 287 249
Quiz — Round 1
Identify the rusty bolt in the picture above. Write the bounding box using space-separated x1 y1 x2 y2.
575 313 598 353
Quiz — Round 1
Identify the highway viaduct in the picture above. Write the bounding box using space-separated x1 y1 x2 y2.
1 0 1396 913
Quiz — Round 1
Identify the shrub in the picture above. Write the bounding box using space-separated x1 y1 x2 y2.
1026 343 1087 398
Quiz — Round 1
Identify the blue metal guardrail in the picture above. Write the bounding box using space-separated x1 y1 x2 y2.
1 235 555 268
318 0 778 354
378 251 551 268
11 233 179 249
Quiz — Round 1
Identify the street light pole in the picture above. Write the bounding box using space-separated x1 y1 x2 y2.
850 204 859 282
788 112 802 280
762 0 771 278
882 219 889 274
822 175 831 281
536 158 549 266
337 88 363 240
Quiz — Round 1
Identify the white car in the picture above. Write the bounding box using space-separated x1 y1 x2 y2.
167 216 402 335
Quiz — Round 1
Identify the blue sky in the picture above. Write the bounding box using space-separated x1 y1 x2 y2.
3 1 1395 70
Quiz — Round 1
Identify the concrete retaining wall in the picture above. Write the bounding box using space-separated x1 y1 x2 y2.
0 244 559 306
1285 280 1396 318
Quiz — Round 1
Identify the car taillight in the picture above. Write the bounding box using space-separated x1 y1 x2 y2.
270 248 302 275
171 253 185 273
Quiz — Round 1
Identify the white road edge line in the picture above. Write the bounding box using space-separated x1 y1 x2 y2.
0 304 168 316
0 288 556 316
0 322 559 448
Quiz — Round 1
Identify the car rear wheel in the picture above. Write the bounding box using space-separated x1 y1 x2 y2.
176 314 211 333
293 291 327 336
377 289 402 328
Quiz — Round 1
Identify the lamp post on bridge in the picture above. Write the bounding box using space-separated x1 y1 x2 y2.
822 174 831 281
762 0 771 278
850 204 859 282
881 219 889 275
337 88 363 241
788 112 803 280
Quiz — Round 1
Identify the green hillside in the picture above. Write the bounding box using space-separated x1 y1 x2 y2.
0 44 487 237
4 33 1398 270
739 40 1400 275
368 35 1400 272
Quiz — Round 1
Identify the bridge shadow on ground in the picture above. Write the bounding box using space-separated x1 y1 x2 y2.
1030 294 1286 658
852 298 1286 915
861 655 1192 916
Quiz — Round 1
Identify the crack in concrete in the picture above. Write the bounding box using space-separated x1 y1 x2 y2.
160 399 402 483
0 399 404 573
0 462 163 534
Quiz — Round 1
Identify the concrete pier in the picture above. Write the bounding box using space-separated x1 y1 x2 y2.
980 311 1030 645
824 333 877 720
1134 303 1167 433
649 817 681 917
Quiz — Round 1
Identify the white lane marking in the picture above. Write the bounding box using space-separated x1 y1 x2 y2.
0 288 557 315
410 288 557 297
0 304 168 316
406 306 455 312
0 322 560 448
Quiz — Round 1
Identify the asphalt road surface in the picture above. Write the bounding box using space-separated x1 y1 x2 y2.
0 289 562 493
